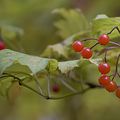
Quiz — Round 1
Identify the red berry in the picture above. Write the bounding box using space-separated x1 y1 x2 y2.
98 34 110 45
0 41 5 50
99 75 110 86
116 87 120 98
81 48 93 59
98 63 110 74
72 41 84 52
52 84 60 93
105 81 117 92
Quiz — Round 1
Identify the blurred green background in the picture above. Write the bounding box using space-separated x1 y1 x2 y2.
0 0 120 120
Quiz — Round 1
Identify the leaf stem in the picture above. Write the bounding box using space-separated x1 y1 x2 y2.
90 42 99 50
46 74 51 98
60 77 77 92
81 38 97 42
107 26 120 35
33 74 44 94
109 41 120 47
111 54 120 81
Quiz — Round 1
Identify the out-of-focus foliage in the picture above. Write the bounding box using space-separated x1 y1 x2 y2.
53 8 89 39
85 0 120 18
0 0 120 120
0 0 70 54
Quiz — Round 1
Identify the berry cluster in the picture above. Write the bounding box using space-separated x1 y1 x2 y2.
98 63 116 91
72 34 110 59
72 40 92 59
72 28 120 99
98 62 120 98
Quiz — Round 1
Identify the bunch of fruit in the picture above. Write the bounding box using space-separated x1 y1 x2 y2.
72 33 120 99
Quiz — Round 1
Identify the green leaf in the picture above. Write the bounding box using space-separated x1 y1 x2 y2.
58 58 99 74
92 16 120 38
53 8 89 39
58 60 80 74
0 49 55 74
0 49 100 75
0 78 12 97
41 43 68 58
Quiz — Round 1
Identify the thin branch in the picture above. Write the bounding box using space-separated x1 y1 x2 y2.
1 73 102 100
90 42 99 50
86 82 102 88
59 74 77 92
19 81 49 99
46 74 51 98
107 26 120 35
33 74 43 94
60 78 77 92
3 73 49 99
81 38 97 42
104 51 107 63
47 83 102 100
112 54 120 80
117 73 120 78
98 46 119 56
0 75 10 79
47 88 90 100
109 41 120 47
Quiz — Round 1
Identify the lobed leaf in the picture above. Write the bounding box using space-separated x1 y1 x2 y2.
0 49 53 74
92 16 120 38
0 49 99 75
53 8 89 39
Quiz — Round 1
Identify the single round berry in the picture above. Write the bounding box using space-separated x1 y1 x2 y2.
116 87 120 98
81 47 93 59
98 34 110 45
72 41 84 52
52 84 60 93
98 63 110 74
0 41 5 50
99 75 110 87
105 81 117 92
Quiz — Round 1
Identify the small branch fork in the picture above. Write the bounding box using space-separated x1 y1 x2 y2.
80 26 120 50
0 72 102 100
110 54 120 81
104 51 107 63
107 26 120 35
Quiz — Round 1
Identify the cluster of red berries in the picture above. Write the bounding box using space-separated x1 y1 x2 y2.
98 34 120 98
72 34 120 99
0 41 6 50
72 34 110 59
72 40 92 59
98 62 120 98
